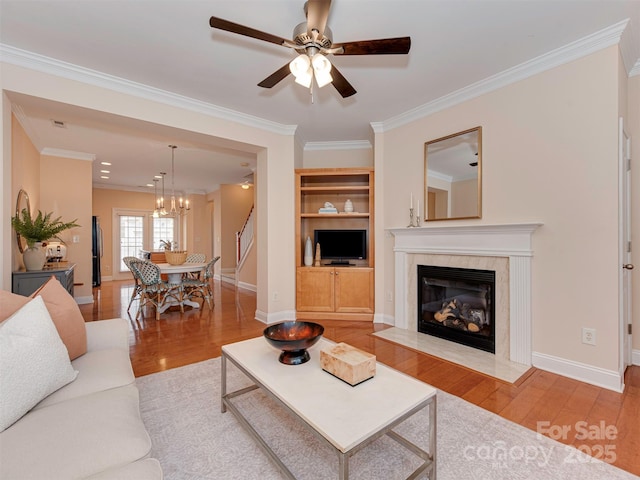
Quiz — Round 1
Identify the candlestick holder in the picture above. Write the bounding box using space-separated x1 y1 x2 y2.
407 208 417 228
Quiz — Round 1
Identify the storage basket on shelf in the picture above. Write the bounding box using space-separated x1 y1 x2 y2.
164 250 187 265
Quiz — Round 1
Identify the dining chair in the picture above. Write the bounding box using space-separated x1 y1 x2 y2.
182 256 220 310
184 253 207 280
122 256 142 313
186 253 206 263
129 260 183 320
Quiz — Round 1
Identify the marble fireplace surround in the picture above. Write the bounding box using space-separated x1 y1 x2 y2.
389 223 542 368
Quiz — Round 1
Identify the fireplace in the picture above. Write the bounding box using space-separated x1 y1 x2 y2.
390 223 541 366
418 265 495 354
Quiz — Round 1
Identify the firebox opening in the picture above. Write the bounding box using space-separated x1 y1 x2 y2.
418 265 495 354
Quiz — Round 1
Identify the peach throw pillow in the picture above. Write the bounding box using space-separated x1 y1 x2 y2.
0 290 30 321
30 276 87 360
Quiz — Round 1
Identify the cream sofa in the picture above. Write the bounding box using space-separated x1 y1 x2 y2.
0 317 162 479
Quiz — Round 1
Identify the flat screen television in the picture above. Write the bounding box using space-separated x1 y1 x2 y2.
314 229 367 265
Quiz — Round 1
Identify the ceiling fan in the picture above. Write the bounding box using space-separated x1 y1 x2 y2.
209 0 411 98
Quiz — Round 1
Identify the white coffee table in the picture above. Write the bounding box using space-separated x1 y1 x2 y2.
221 336 437 479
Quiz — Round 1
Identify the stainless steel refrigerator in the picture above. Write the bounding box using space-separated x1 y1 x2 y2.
92 216 102 286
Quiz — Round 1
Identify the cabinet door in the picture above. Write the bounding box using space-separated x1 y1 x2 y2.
334 268 374 313
296 267 335 312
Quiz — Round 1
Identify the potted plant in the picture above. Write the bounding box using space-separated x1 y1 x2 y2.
11 208 80 270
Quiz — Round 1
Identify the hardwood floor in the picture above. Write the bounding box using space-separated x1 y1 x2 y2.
80 279 640 477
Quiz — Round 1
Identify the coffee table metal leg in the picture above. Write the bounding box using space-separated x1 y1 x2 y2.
221 354 227 413
339 452 349 480
430 395 437 479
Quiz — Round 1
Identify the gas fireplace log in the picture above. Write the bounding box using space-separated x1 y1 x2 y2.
466 321 481 333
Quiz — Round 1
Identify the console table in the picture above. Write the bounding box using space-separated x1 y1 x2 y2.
12 262 75 297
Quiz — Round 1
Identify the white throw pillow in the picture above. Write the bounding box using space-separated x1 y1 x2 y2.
0 296 78 431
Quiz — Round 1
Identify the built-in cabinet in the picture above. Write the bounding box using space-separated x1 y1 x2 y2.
295 168 374 321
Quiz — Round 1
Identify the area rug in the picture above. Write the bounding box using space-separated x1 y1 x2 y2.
137 358 638 480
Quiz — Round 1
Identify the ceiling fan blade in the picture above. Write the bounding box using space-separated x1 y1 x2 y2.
332 37 411 55
209 16 289 47
257 63 292 89
306 0 332 38
330 64 356 98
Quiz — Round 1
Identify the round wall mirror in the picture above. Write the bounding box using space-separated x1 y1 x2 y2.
15 189 31 253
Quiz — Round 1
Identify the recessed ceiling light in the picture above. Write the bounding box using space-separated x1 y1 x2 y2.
154 175 162 179
146 183 153 187
101 161 111 166
100 170 110 174
100 176 109 179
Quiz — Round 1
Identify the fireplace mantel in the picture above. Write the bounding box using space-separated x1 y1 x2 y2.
389 223 542 366
389 223 542 257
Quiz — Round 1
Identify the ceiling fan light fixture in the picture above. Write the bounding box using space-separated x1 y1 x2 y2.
311 54 333 87
295 68 313 88
290 54 313 88
289 54 310 77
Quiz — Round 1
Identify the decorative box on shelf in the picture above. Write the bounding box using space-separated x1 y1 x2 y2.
320 342 376 386
318 207 338 214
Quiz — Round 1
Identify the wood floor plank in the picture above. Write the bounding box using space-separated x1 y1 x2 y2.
79 279 640 476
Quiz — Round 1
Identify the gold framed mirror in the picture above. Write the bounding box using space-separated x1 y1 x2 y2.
424 126 482 221
15 189 31 253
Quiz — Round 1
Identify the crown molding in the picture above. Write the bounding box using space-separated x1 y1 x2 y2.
304 140 372 151
0 44 298 137
619 18 640 76
41 147 96 161
630 59 640 77
11 104 43 151
370 122 384 134
381 19 630 133
92 182 207 195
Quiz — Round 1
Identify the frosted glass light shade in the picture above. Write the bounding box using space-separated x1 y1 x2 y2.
312 54 333 87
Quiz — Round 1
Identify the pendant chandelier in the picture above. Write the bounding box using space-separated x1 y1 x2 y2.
152 178 160 218
159 172 168 216
167 145 190 216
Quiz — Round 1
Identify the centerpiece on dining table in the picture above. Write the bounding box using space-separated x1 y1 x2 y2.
160 240 188 265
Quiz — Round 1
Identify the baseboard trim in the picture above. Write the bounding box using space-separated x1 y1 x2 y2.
374 313 394 325
255 309 296 325
74 295 94 305
633 349 640 366
532 351 623 392
236 280 256 292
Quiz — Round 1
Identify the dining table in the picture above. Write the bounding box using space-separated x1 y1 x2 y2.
156 262 207 313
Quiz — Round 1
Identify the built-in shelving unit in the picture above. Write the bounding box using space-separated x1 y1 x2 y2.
295 168 374 321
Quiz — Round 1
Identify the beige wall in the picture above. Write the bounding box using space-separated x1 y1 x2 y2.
628 73 640 353
93 188 157 280
381 46 623 375
10 115 40 270
9 117 90 301
219 184 254 271
303 146 373 168
451 178 478 218
40 154 91 300
183 193 211 261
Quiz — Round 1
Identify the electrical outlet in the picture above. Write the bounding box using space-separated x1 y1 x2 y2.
386 291 393 302
272 292 279 302
582 327 596 346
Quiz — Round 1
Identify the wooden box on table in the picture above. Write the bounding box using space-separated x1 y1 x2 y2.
320 342 376 386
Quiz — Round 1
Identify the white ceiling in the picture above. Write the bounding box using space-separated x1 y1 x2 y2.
1 0 638 194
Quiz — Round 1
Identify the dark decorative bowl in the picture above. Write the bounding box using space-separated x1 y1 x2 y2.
263 321 324 365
